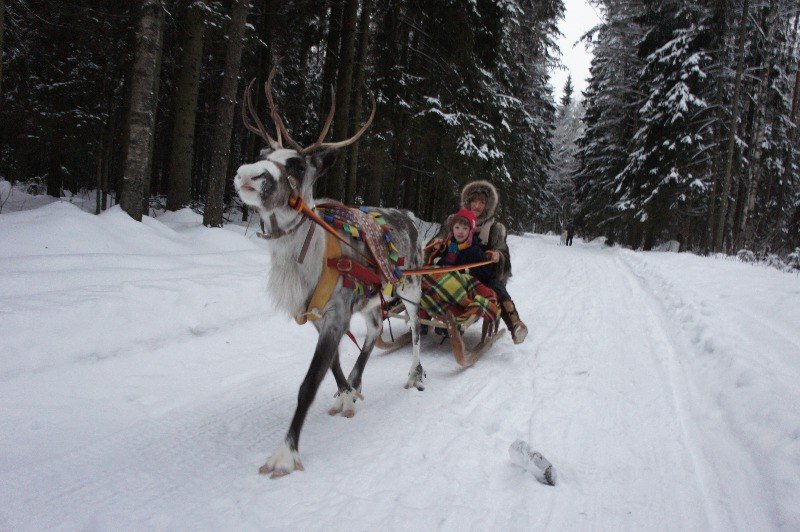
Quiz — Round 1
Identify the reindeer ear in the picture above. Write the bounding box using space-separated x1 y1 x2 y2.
309 148 338 177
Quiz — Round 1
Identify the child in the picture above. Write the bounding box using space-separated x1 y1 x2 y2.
431 208 500 286
420 209 501 331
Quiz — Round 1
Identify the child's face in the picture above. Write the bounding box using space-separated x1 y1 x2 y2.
452 221 471 243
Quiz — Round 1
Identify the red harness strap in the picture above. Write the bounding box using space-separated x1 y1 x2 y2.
327 257 382 286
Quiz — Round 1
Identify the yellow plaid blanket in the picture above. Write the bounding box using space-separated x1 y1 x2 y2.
420 270 500 325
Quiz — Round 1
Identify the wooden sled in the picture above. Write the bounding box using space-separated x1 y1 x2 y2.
375 302 506 368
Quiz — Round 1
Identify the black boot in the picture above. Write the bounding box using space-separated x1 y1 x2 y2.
501 299 528 345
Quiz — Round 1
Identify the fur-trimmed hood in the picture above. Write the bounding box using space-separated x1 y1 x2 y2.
460 180 499 223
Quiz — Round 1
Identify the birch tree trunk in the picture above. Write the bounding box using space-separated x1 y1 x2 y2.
120 0 165 222
714 0 749 252
167 3 206 211
203 0 249 228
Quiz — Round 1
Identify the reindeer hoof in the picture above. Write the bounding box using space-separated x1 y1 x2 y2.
329 389 362 417
405 366 426 391
259 442 303 478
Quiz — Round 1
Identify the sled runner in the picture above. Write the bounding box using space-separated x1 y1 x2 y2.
376 300 506 367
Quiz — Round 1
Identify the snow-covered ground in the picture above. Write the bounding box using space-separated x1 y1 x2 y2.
2 197 799 530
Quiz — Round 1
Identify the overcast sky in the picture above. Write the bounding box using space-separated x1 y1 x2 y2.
549 0 604 102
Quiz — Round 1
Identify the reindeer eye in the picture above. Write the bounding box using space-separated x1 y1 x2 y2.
286 157 305 178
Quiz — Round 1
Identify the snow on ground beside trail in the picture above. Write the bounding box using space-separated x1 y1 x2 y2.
0 180 120 216
1 202 799 530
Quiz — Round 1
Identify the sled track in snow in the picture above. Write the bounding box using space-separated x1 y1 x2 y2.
616 250 789 530
1 370 295 529
613 253 723 529
508 240 718 529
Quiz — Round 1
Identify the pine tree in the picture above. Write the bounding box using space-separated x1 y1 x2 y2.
615 0 714 250
714 0 750 252
560 75 573 114
544 78 583 231
574 0 644 244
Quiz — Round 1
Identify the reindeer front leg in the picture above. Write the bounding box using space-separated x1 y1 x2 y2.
328 306 382 417
328 350 362 418
397 278 425 391
260 321 346 478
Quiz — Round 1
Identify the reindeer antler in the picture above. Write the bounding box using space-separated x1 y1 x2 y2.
264 67 304 152
262 66 377 154
312 96 376 151
242 78 281 151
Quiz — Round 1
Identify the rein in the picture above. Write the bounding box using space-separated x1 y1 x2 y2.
285 195 496 280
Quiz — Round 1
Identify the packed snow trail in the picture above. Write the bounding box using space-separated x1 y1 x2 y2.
1 202 798 530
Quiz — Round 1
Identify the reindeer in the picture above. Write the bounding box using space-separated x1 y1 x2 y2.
233 69 425 478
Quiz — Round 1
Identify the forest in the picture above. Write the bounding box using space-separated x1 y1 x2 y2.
2 0 800 256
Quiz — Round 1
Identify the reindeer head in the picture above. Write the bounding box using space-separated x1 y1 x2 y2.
234 68 375 214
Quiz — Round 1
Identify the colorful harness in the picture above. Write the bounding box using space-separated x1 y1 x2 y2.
281 195 496 326
294 201 405 324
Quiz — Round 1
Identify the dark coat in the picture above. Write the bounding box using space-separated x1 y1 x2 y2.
436 235 497 287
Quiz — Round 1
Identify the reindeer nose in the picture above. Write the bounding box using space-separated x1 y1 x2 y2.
234 173 252 192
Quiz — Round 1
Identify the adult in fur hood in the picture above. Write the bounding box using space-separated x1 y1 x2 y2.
435 180 528 344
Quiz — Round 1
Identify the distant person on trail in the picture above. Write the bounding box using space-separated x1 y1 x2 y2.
432 181 528 344
566 223 575 246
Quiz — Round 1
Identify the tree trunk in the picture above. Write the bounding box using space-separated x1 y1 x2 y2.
387 19 413 208
705 2 729 254
95 133 104 215
770 17 800 241
345 0 372 204
739 3 776 249
243 0 279 225
245 0 277 165
102 129 112 209
715 0 750 252
316 0 344 199
328 0 359 201
203 0 249 228
120 0 165 222
167 3 205 211
364 144 384 206
46 142 61 197
142 21 166 216
0 0 4 101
